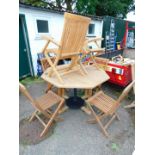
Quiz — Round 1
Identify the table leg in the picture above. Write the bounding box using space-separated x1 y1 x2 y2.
57 88 68 113
81 89 92 115
81 106 91 115
83 89 92 99
57 88 65 97
45 83 52 93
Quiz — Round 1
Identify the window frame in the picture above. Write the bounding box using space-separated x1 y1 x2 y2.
36 19 49 33
88 23 95 36
34 16 52 39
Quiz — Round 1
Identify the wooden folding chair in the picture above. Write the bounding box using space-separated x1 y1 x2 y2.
84 37 105 54
39 56 56 93
86 80 135 138
19 83 65 137
39 55 69 102
41 12 91 83
40 57 56 73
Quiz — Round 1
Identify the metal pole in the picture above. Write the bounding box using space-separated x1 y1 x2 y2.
74 88 77 97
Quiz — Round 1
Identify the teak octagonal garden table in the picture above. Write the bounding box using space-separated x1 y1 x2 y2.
41 65 110 111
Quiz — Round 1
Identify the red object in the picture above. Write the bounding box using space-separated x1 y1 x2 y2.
121 21 135 48
105 62 132 87
121 21 128 48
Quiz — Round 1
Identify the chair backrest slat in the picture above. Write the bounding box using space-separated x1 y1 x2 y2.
19 83 57 118
110 80 135 114
19 83 34 103
59 13 91 56
19 83 42 111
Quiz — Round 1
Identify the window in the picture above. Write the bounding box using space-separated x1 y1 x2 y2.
36 20 49 33
88 24 95 34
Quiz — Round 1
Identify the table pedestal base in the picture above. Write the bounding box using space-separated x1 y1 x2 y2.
66 96 85 109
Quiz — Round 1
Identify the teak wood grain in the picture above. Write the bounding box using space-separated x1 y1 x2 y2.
41 12 91 83
86 80 135 137
41 65 110 89
19 83 65 137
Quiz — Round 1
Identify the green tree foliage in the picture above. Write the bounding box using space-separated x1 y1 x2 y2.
20 0 134 18
95 0 134 18
21 0 76 11
21 0 48 7
75 0 98 14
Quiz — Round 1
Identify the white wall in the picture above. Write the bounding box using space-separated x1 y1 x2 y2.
87 19 103 48
19 7 103 75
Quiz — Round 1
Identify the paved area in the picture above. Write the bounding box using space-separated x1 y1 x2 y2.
123 48 135 59
19 81 135 155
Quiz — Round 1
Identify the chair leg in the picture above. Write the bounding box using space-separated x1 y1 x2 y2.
54 117 64 122
50 67 64 83
86 103 109 137
104 114 116 130
95 115 109 138
87 118 97 124
66 57 78 71
87 112 105 124
45 83 52 93
40 100 64 137
29 110 38 122
90 54 100 70
44 52 64 83
58 105 68 114
124 101 135 109
46 109 64 121
115 112 120 121
81 106 91 115
47 67 53 77
79 62 88 75
42 40 50 53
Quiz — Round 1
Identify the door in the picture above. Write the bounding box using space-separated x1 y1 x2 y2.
19 17 31 78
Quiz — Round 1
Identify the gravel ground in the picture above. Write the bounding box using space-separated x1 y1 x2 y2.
123 48 135 59
19 81 135 155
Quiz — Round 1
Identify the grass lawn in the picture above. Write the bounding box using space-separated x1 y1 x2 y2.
20 76 44 85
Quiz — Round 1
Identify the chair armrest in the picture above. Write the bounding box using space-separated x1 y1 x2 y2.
88 48 105 52
41 35 61 47
83 46 105 54
87 37 104 43
83 37 104 52
45 49 58 55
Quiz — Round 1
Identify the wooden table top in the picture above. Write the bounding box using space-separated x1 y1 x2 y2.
41 65 110 89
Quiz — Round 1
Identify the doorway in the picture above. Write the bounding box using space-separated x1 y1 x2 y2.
19 15 34 79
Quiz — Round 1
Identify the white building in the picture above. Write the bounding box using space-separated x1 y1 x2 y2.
19 3 103 78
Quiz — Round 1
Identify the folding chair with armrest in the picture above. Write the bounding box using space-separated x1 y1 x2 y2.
41 13 91 83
